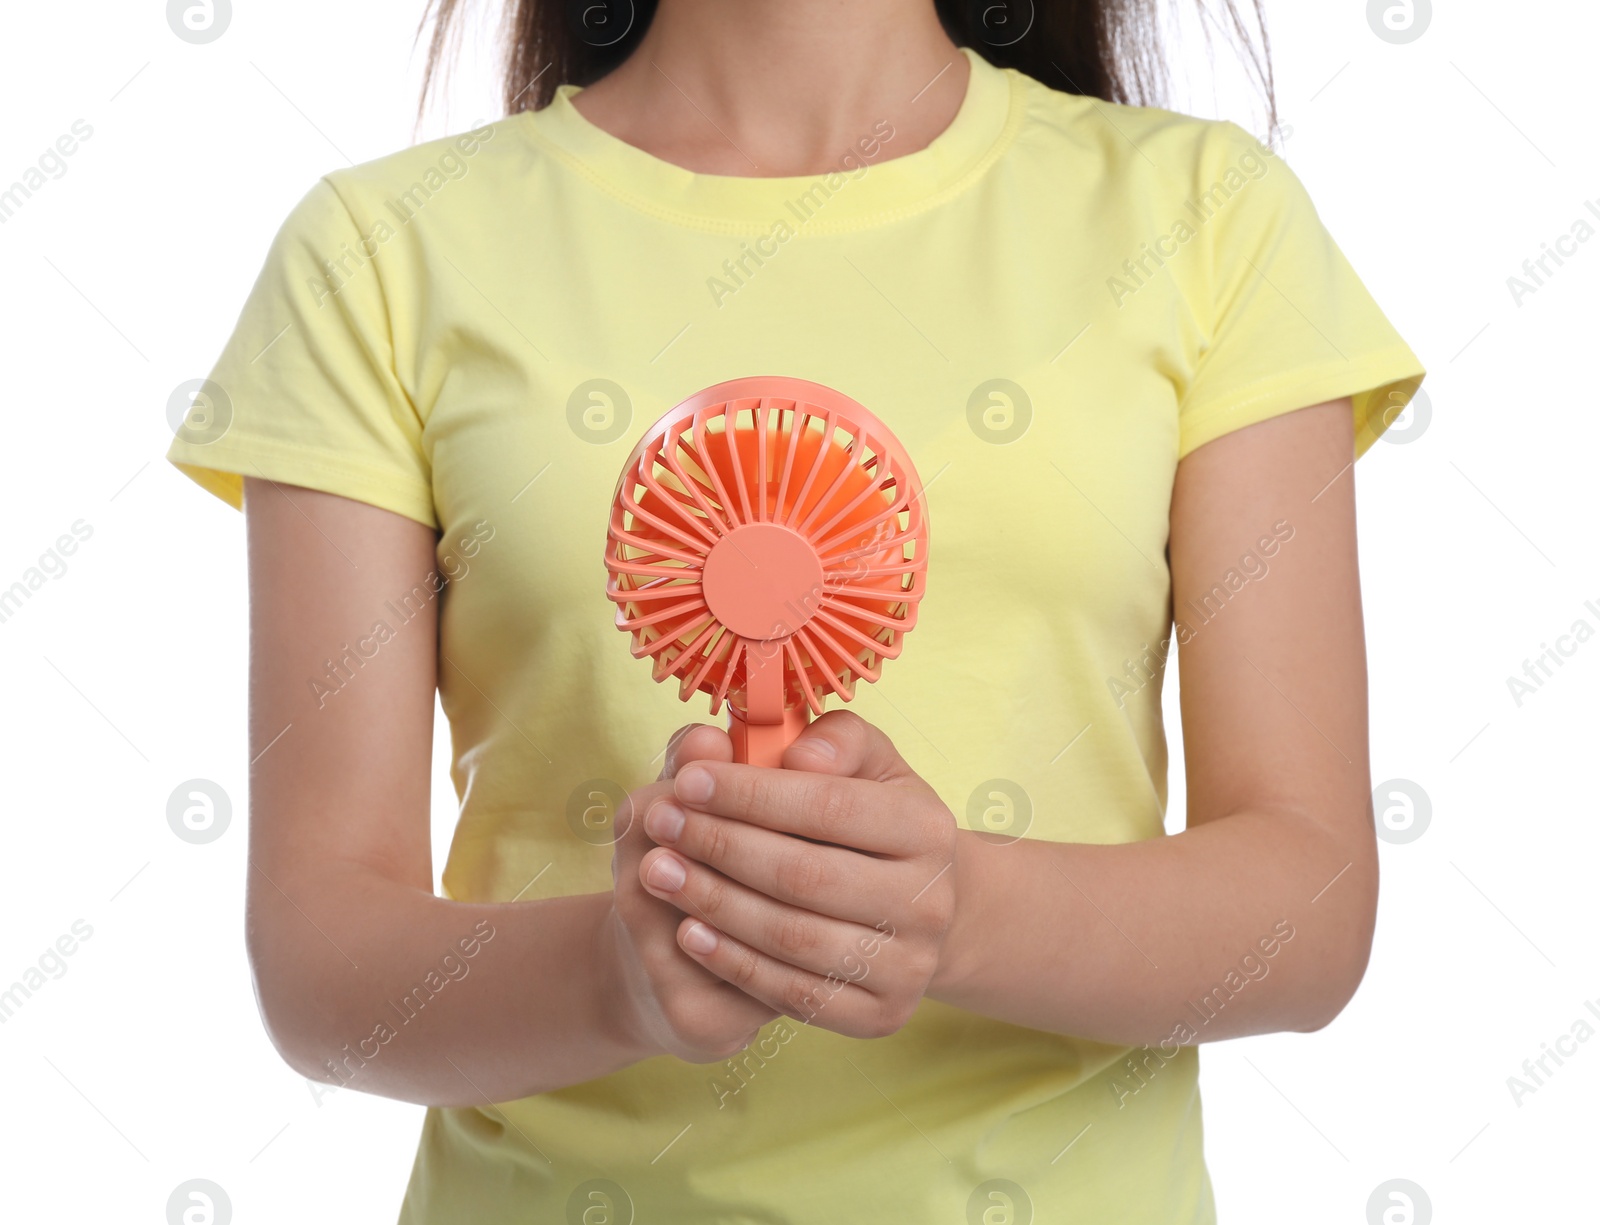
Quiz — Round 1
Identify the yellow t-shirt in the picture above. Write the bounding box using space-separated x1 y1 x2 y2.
166 46 1424 1225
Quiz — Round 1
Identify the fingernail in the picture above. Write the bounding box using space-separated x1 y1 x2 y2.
645 801 685 844
647 853 686 892
676 765 714 805
682 922 718 954
803 736 836 761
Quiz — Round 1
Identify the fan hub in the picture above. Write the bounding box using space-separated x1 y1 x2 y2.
701 523 825 642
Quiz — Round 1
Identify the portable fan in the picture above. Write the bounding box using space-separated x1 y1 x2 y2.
603 375 929 768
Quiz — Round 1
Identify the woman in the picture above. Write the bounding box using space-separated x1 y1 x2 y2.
165 0 1426 1220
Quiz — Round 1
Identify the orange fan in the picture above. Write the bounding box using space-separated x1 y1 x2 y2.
604 376 929 768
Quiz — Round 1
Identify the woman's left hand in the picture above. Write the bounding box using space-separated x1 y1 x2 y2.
637 710 958 1040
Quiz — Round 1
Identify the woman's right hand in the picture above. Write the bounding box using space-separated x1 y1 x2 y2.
604 724 782 1064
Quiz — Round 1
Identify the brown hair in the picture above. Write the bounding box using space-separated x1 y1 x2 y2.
418 1 1274 131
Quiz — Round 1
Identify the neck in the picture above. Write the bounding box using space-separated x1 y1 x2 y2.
568 0 969 177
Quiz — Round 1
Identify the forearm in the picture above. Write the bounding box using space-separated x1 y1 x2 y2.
248 862 646 1106
927 809 1377 1045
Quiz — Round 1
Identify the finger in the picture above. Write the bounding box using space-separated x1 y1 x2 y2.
612 781 673 874
657 723 734 782
671 915 893 1038
780 709 913 785
613 790 760 1005
671 761 932 857
643 799 894 926
607 901 778 1056
640 844 887 982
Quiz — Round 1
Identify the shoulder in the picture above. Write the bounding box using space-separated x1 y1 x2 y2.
246 113 547 255
290 114 540 239
235 115 547 322
1002 67 1285 196
242 113 552 294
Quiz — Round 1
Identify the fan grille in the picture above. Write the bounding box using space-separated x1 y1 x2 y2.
604 383 928 719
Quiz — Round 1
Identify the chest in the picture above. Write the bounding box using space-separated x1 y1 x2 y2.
413 205 1184 663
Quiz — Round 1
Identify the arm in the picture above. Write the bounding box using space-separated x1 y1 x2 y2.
242 478 776 1106
241 477 635 1105
933 396 1379 1042
629 398 1379 1047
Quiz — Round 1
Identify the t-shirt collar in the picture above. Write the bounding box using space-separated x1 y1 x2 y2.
517 45 1019 233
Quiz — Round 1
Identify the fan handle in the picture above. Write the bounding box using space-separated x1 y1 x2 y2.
729 707 811 768
728 639 809 768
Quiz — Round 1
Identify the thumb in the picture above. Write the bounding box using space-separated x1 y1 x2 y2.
781 709 913 785
657 722 734 782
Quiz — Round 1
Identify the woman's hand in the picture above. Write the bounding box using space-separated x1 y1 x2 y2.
604 724 782 1064
636 711 958 1040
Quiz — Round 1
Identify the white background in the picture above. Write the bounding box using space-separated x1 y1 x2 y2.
0 2 1594 1222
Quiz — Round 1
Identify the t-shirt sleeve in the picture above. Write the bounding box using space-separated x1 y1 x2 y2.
163 176 437 528
1175 121 1426 460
